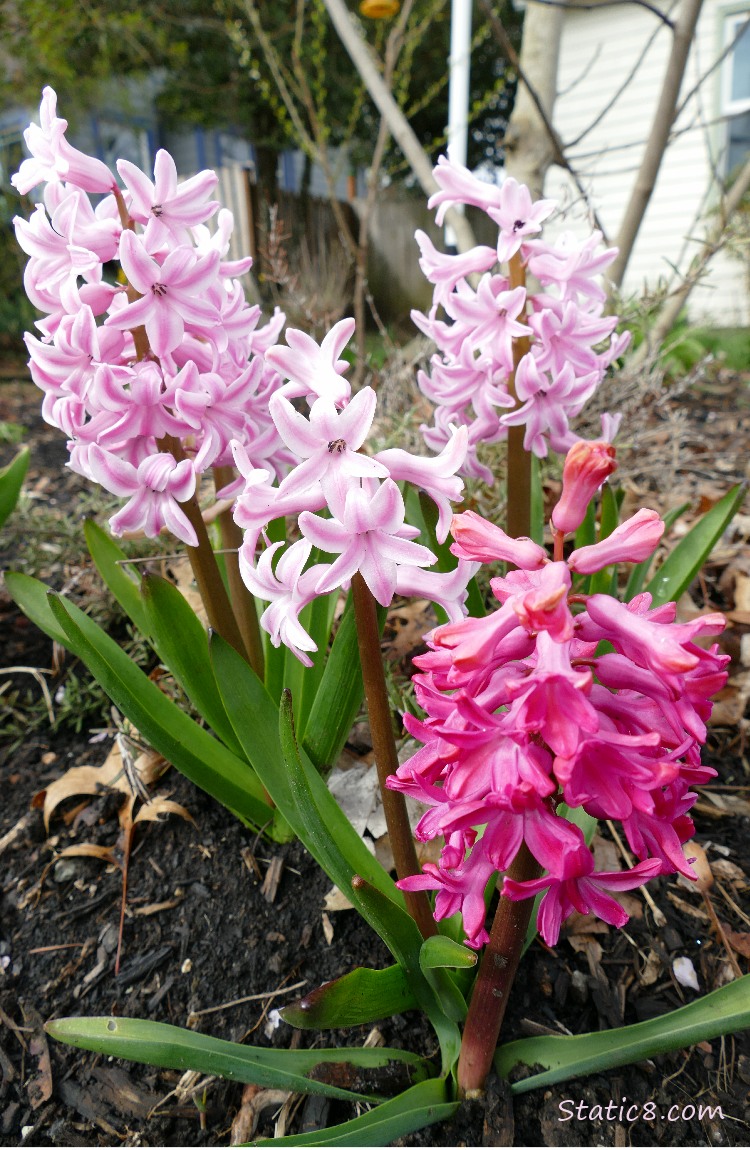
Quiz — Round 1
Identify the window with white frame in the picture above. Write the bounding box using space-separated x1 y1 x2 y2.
722 12 750 176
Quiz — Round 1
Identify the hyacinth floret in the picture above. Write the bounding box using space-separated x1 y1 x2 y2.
388 441 728 948
414 157 630 480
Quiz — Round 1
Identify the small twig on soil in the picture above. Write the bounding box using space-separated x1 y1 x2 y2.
27 943 86 954
186 979 308 1022
1 666 55 724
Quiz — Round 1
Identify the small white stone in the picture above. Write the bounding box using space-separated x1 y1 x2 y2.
672 955 700 991
181 958 192 974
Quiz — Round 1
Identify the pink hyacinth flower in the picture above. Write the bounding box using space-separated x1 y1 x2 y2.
551 438 618 534
12 87 114 195
503 847 663 946
106 230 222 358
88 447 198 547
265 318 355 406
299 479 436 607
117 150 219 247
568 508 664 573
450 509 547 569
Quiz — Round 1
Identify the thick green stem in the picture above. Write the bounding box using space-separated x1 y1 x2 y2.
506 253 532 540
213 466 265 680
457 843 543 1097
351 573 436 940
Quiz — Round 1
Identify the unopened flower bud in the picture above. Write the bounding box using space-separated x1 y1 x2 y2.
552 440 617 536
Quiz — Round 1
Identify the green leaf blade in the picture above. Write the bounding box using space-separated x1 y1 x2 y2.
0 446 30 531
646 484 745 606
45 1016 427 1103
280 965 418 1030
495 975 750 1093
46 592 274 829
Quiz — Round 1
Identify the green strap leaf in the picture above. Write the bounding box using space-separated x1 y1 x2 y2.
45 592 275 830
645 483 745 606
140 572 245 757
419 936 477 971
5 572 82 651
349 876 461 1073
45 1016 427 1103
83 519 149 637
211 633 399 900
0 446 30 531
301 595 372 771
495 974 750 1093
277 693 460 1064
280 965 417 1030
253 1077 457 1146
623 502 690 600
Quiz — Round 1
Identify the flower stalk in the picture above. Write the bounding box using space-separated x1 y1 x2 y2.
213 466 265 680
351 572 437 940
457 843 542 1097
159 435 249 663
506 251 532 541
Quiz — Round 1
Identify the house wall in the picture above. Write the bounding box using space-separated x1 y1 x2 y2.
545 0 749 325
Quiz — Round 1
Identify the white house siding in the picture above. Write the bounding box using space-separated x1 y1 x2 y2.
545 0 749 325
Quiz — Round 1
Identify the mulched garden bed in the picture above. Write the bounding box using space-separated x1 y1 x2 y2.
1 363 750 1147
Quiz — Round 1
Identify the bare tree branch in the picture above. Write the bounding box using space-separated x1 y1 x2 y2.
568 18 664 148
479 0 609 237
630 155 750 363
608 0 704 289
321 0 479 254
501 3 564 198
527 0 674 31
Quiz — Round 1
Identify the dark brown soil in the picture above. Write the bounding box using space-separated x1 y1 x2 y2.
2 368 750 1147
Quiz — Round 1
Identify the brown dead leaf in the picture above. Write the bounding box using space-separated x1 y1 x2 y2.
22 1006 52 1109
133 796 193 827
36 742 168 832
721 924 750 959
682 840 714 892
711 858 749 889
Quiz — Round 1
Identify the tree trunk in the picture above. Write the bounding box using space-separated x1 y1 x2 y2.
502 4 564 198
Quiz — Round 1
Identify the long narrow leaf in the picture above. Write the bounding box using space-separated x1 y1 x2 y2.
211 634 399 899
253 1077 456 1146
495 974 750 1093
277 693 459 1063
140 572 245 757
83 519 149 637
5 572 83 651
349 877 462 1074
45 1016 427 1102
46 593 275 830
301 596 370 770
0 446 30 531
280 965 417 1029
646 484 745 606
